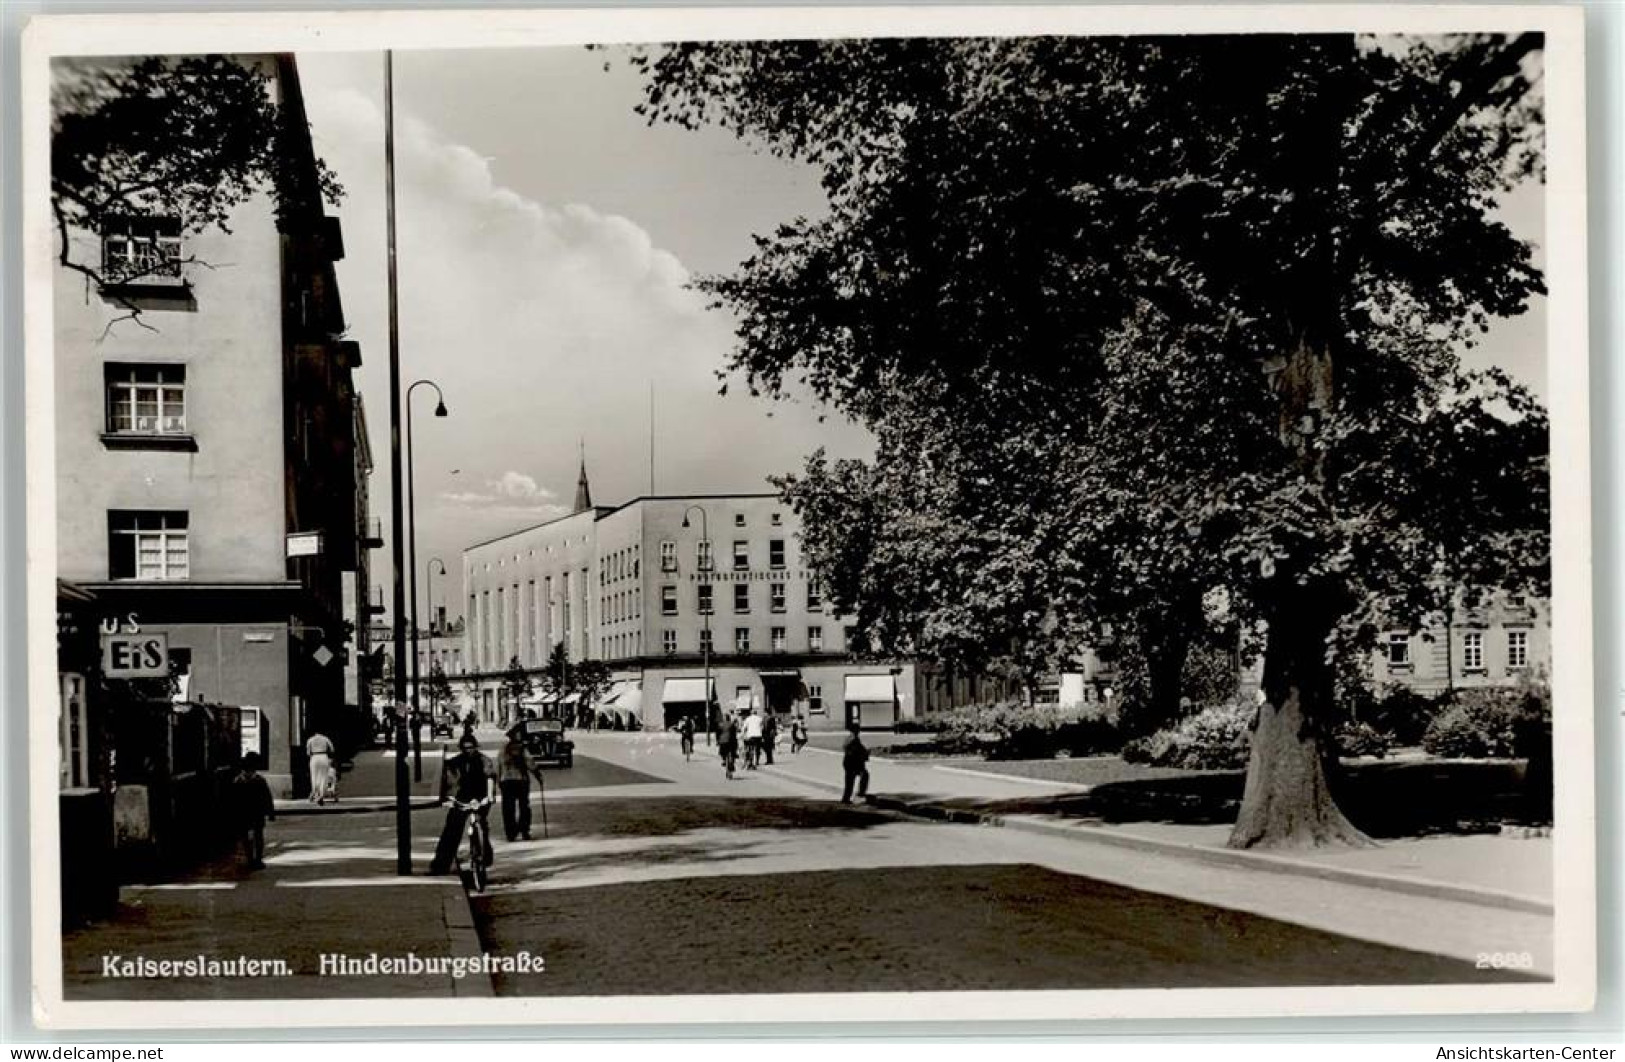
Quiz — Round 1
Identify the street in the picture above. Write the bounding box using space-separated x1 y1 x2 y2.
62 728 1547 999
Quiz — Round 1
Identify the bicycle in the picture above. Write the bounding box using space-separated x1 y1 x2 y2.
449 796 494 892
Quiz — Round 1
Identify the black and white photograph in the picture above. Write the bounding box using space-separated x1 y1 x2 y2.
21 5 1595 1030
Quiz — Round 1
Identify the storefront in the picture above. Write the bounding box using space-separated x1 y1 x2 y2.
844 673 899 730
660 676 715 730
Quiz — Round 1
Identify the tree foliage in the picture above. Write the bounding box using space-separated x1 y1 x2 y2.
51 55 343 328
623 33 1550 846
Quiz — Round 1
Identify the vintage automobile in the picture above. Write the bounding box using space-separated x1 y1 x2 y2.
517 717 574 768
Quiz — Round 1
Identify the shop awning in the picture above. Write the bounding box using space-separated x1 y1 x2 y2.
662 677 715 704
615 686 644 716
844 674 896 703
560 691 581 706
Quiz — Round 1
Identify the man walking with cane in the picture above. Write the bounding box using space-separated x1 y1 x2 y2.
498 727 546 842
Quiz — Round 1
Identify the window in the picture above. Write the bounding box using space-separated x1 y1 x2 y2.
1508 630 1529 669
106 364 186 435
770 539 786 569
109 510 189 580
808 684 825 715
697 539 714 572
663 629 677 655
661 540 677 572
770 582 786 613
771 627 787 652
697 584 714 615
1463 631 1484 672
735 627 751 653
735 513 747 527
733 540 750 571
771 512 783 527
699 627 713 654
661 585 678 616
808 583 823 612
102 216 182 282
1385 633 1410 668
734 583 750 614
809 626 823 652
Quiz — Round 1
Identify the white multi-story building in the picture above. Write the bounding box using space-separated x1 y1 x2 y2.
462 467 920 730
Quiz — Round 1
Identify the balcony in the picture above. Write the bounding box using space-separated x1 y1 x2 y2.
361 516 384 550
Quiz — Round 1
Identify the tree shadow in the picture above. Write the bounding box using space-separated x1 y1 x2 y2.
890 760 1546 839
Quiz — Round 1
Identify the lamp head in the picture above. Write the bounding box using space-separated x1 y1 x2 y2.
681 516 690 529
434 400 448 417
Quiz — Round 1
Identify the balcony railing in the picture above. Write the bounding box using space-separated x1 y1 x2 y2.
361 516 384 549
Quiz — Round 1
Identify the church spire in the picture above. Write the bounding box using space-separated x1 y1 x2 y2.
573 440 592 512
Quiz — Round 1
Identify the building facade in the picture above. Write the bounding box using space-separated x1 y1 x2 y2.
462 484 923 730
53 55 370 798
1370 591 1551 696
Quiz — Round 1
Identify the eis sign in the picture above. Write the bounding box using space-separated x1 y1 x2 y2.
99 613 168 678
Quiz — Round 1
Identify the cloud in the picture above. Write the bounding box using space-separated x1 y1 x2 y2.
439 470 558 511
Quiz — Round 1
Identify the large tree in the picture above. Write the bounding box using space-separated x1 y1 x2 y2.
624 33 1549 848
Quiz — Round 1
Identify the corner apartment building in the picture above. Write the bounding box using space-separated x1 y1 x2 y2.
462 481 919 730
53 55 370 797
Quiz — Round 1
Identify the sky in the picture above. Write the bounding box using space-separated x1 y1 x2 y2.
296 47 873 623
294 44 1548 626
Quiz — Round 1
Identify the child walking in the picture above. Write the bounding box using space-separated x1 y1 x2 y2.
231 752 276 870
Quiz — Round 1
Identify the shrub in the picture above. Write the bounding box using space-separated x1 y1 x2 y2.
1120 701 1252 770
1335 720 1391 759
1422 683 1551 759
934 701 1123 760
1367 686 1441 746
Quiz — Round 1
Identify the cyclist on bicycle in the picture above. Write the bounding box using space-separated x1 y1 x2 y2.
428 733 497 876
678 714 695 760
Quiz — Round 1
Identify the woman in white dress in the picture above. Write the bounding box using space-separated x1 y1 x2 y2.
305 730 336 804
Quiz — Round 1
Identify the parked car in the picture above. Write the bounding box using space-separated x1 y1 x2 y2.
516 718 574 768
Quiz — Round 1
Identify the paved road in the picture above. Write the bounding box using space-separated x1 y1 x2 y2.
61 730 1552 1001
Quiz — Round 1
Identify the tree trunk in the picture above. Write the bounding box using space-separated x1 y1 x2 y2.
1229 586 1371 849
1140 623 1191 735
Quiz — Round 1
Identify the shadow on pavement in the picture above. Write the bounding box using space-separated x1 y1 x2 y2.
475 862 1545 996
891 759 1544 839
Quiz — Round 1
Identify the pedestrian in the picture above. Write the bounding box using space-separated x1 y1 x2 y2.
229 752 275 870
791 714 808 754
429 733 498 875
719 712 741 780
678 714 695 759
841 722 870 804
305 729 336 804
498 728 543 842
761 712 779 766
742 709 764 770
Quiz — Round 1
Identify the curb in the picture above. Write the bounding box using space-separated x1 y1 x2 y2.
274 797 440 817
928 763 1093 792
992 814 1554 916
759 764 1553 916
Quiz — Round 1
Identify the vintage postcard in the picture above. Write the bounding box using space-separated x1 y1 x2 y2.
21 5 1594 1031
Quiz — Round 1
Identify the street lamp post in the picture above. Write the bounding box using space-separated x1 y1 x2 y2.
681 505 713 745
384 51 411 875
426 556 447 718
406 379 447 782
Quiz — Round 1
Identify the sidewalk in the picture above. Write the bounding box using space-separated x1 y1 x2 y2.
276 744 442 815
757 745 1553 911
62 805 490 1000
